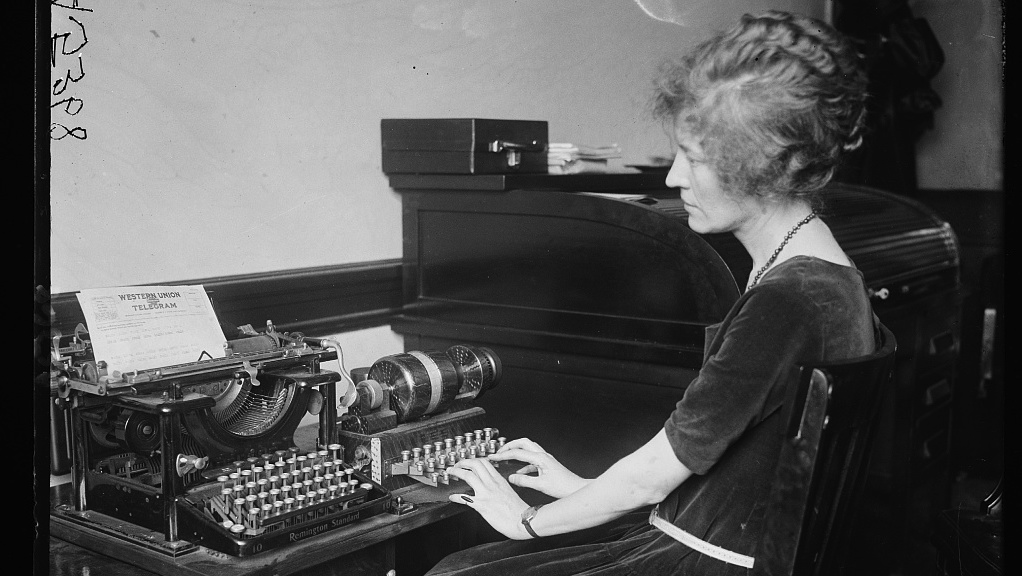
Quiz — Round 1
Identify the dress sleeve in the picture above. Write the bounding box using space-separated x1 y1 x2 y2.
664 286 823 474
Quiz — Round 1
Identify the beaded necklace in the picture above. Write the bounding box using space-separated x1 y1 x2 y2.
748 210 818 288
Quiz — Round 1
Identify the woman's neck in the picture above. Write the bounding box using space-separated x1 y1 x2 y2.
734 201 817 269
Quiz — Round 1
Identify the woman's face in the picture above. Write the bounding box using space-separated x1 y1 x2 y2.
665 132 758 235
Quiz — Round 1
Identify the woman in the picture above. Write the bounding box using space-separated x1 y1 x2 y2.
427 10 874 575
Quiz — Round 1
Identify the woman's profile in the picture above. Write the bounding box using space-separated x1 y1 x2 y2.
425 10 876 575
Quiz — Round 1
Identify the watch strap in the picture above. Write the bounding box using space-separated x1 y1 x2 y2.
521 504 544 538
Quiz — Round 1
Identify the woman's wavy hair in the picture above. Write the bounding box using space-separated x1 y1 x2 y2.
652 11 869 205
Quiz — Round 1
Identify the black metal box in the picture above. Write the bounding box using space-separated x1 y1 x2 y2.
381 118 548 174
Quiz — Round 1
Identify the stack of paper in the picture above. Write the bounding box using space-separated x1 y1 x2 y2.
548 142 622 174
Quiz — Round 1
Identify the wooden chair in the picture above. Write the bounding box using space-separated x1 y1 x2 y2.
753 323 897 576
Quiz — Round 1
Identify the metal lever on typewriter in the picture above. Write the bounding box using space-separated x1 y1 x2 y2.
487 139 546 168
234 360 261 387
176 454 208 477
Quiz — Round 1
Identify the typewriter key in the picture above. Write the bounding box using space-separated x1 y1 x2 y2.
434 441 444 453
328 443 342 460
283 497 295 511
233 497 246 519
269 488 280 503
230 523 245 536
221 520 234 530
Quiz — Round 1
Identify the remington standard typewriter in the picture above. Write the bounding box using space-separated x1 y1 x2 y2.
49 321 391 557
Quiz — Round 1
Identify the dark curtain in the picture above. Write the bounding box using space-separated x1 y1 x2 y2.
832 0 945 197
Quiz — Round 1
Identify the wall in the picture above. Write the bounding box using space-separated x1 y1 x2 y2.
48 0 825 295
47 0 827 430
912 0 1003 190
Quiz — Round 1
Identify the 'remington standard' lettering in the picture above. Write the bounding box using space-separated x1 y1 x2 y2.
286 511 361 543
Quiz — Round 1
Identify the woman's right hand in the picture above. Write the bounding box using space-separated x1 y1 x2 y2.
487 438 590 499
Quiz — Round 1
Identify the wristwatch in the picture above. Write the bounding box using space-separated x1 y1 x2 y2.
521 504 545 538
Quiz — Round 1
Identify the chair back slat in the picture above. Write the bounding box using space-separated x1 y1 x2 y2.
754 323 897 576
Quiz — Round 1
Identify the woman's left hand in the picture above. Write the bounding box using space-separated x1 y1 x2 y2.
447 457 533 540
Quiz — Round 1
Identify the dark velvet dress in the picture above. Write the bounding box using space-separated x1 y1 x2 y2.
425 256 879 576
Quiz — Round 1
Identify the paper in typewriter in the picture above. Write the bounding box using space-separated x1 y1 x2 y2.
75 285 227 375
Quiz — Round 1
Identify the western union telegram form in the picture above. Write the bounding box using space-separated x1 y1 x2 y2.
75 285 227 376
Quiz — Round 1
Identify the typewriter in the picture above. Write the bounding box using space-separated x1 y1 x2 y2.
49 320 392 557
50 319 506 557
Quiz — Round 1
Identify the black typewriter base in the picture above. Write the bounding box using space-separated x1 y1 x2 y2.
51 504 200 558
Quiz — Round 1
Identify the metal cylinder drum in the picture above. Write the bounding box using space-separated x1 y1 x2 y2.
445 345 502 400
367 350 460 422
